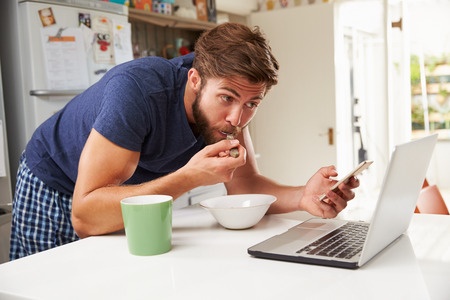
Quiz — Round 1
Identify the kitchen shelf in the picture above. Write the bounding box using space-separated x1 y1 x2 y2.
128 8 217 31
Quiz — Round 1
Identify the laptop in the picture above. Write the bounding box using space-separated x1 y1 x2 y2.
248 134 438 269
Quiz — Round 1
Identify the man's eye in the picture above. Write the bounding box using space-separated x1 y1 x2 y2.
246 102 259 109
221 95 232 102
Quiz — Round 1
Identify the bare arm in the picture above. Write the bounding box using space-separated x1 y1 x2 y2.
72 129 245 238
225 127 358 218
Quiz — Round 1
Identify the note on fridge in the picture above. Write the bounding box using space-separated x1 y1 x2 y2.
40 27 90 90
112 20 133 65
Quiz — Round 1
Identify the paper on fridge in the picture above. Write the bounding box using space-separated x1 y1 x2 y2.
112 20 133 65
40 27 90 90
92 16 115 65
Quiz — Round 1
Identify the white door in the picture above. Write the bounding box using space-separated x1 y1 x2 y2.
249 2 388 187
249 4 339 185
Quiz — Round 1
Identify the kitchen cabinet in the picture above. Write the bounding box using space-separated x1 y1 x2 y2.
128 8 216 59
129 8 216 30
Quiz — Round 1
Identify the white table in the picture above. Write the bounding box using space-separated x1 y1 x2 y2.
0 205 449 300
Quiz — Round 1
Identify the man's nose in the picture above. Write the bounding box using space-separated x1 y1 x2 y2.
226 106 243 127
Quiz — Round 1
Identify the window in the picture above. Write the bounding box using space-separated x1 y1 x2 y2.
409 1 450 140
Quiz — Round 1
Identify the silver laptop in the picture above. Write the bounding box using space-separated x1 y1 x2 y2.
248 134 438 269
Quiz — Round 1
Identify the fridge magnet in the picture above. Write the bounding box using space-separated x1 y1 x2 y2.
92 16 114 64
38 7 56 27
79 13 91 28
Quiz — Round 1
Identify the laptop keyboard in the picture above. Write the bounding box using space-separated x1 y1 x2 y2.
296 222 369 259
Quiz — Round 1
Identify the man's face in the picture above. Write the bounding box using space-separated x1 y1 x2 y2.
192 76 266 145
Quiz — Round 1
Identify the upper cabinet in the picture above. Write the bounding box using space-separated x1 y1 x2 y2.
128 8 216 59
127 0 255 60
128 7 216 30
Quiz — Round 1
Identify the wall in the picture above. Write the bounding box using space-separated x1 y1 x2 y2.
215 0 257 16
428 141 450 189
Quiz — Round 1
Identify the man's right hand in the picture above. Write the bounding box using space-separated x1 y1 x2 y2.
182 139 247 185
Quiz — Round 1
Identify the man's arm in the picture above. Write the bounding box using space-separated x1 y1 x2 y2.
71 129 195 237
72 129 246 238
225 127 358 218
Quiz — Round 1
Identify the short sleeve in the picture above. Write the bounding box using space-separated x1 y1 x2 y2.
93 74 150 151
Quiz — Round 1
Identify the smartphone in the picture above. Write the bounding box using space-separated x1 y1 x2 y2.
319 160 373 201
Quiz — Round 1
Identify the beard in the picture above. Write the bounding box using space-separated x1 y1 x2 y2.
192 92 242 145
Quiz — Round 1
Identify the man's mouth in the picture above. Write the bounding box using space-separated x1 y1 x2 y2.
220 131 234 139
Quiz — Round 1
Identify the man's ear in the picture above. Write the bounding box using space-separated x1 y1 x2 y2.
187 68 202 93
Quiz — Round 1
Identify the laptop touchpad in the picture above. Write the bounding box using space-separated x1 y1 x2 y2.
281 228 326 241
283 219 345 240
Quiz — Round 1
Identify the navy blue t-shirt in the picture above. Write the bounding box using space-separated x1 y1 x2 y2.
25 53 205 195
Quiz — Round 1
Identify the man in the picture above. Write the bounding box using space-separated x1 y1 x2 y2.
10 22 358 260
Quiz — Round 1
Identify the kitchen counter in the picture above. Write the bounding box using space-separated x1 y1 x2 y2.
0 205 449 299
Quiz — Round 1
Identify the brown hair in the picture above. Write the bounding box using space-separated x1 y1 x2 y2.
193 22 279 92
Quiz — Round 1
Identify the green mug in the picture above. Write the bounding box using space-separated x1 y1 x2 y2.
121 195 173 256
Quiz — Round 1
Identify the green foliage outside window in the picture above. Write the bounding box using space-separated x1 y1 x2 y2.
411 54 450 135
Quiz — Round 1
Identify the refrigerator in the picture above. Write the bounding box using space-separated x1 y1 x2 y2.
0 0 133 187
0 60 13 264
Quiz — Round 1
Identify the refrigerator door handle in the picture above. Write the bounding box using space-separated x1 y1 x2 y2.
30 90 84 97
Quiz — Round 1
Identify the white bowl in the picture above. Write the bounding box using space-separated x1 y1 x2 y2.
200 194 277 229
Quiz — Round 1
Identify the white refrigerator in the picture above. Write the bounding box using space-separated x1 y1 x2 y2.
0 0 133 185
0 61 13 264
